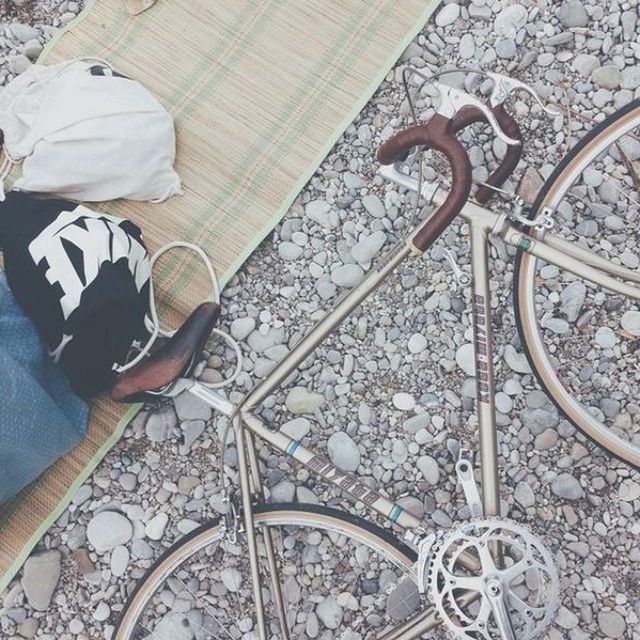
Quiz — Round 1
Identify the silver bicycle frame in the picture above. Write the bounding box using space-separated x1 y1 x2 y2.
184 173 640 639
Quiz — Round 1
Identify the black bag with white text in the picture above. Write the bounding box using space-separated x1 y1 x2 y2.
0 191 151 396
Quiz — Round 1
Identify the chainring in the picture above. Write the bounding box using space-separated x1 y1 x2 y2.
427 518 560 640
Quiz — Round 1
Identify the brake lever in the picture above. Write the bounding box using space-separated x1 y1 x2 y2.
486 72 562 116
434 82 521 146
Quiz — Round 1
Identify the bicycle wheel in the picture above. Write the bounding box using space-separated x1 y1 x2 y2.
113 503 424 640
514 98 640 468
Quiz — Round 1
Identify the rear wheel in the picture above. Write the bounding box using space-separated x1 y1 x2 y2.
113 503 425 639
514 98 640 468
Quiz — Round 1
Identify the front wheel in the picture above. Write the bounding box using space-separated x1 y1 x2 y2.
113 503 425 640
514 98 640 468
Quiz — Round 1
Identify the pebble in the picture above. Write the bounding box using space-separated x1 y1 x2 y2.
591 65 621 90
21 551 61 611
594 326 617 348
551 473 584 500
331 263 364 288
621 310 640 336
494 5 528 38
435 3 460 28
392 392 416 411
285 386 324 414
351 231 387 264
597 611 626 638
455 343 475 376
558 0 589 28
145 405 177 442
504 345 532 373
110 545 129 577
417 455 440 485
230 316 255 341
573 53 600 77
327 432 360 471
174 390 212 421
514 481 535 508
145 512 169 540
93 602 110 622
281 417 311 440
407 333 427 354
361 194 386 218
316 597 343 629
87 511 133 552
8 54 31 74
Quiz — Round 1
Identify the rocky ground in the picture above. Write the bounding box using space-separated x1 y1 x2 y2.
1 0 640 638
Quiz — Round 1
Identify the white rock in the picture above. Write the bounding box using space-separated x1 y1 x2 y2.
351 231 387 264
327 432 360 471
87 511 133 553
494 5 528 38
21 550 61 611
316 596 343 629
455 343 475 376
435 3 460 27
281 417 311 440
417 455 440 485
145 512 169 540
285 387 324 414
221 567 243 592
595 326 617 348
279 241 303 261
392 392 416 411
551 473 584 500
93 601 110 622
407 333 427 354
305 200 332 227
174 391 211 421
110 545 129 577
230 316 255 341
331 264 364 288
504 345 532 373
514 481 535 508
361 194 386 218
597 611 626 638
621 310 640 336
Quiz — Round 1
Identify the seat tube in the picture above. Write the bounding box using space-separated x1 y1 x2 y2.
470 221 501 517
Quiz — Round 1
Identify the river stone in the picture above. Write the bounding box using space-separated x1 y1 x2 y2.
621 66 640 91
551 473 584 500
407 333 427 354
278 241 303 261
514 481 535 508
331 264 365 288
87 511 133 553
595 326 617 348
281 417 311 440
494 4 528 38
455 343 475 376
316 596 343 629
402 412 430 434
417 455 440 485
110 545 130 577
93 602 110 622
145 405 177 442
174 390 211 421
21 550 61 611
558 0 589 28
597 611 626 638
592 65 621 90
560 281 586 322
386 577 420 621
327 432 360 471
573 53 599 77
305 200 332 227
230 316 255 341
435 3 460 27
145 512 169 540
621 310 640 336
361 194 386 218
285 387 324 414
392 392 416 411
504 345 532 373
271 480 295 502
351 231 387 264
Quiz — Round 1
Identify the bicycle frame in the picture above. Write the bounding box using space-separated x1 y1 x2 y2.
191 172 640 639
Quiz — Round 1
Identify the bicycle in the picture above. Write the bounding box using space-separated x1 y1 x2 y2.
109 70 640 639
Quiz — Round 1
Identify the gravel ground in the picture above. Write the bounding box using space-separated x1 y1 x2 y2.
1 0 640 638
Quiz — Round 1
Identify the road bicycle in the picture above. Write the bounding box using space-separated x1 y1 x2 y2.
109 69 640 639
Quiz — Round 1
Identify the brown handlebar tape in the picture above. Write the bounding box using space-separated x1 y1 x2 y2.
377 114 473 253
449 103 522 204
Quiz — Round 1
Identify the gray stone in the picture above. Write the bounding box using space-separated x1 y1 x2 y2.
305 200 332 227
595 326 617 348
182 419 206 449
402 412 430 434
316 596 343 629
110 545 129 578
494 5 528 38
407 333 427 354
174 390 212 421
455 343 475 376
558 0 589 28
386 577 420 621
351 231 387 264
285 386 324 414
8 54 31 75
417 455 440 485
270 480 295 502
327 431 360 471
230 316 255 341
597 611 626 638
21 550 61 611
93 602 110 622
573 53 599 77
592 65 621 90
551 473 584 500
504 345 532 373
10 23 38 43
331 264 364 288
495 39 517 60
514 481 535 508
145 512 169 540
281 417 311 440
620 66 640 91
459 33 475 60
278 241 303 261
560 281 586 322
146 405 178 442
361 194 386 218
87 511 133 552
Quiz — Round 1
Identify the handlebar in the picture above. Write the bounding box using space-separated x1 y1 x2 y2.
449 103 522 204
377 114 472 253
377 103 522 252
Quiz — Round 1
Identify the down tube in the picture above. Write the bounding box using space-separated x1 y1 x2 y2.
470 221 501 516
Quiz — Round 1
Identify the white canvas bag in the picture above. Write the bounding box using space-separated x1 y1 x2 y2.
0 59 181 202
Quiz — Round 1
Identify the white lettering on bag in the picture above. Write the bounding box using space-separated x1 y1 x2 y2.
28 205 149 321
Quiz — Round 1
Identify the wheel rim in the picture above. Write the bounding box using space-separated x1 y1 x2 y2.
516 101 640 468
114 506 419 639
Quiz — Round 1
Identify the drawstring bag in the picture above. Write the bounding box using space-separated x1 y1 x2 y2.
0 270 89 505
0 59 181 203
0 191 242 397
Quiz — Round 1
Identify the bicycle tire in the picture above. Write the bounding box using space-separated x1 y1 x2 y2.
513 98 640 469
113 502 419 639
